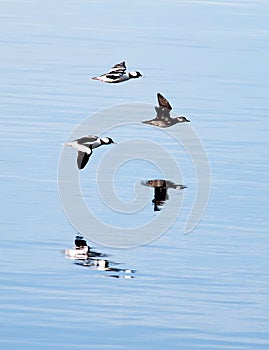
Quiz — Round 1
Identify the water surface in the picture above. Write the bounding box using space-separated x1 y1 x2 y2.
1 0 269 349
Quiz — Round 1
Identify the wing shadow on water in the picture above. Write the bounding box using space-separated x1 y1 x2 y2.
141 179 187 212
64 234 135 279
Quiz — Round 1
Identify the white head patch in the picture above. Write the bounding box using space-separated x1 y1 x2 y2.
101 137 110 144
129 71 141 77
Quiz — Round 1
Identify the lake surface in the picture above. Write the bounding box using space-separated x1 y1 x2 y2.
1 0 269 349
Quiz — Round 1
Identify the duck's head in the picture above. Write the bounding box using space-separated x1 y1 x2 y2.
176 116 190 123
100 137 116 145
129 71 142 79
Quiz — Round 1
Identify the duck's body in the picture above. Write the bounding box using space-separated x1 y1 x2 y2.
65 246 89 259
64 135 115 169
143 117 188 128
92 61 142 83
143 93 190 128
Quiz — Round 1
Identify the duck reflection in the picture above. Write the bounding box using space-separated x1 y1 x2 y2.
142 179 186 211
65 234 135 278
142 93 190 128
75 259 135 278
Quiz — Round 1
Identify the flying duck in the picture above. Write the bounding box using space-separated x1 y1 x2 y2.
91 61 142 83
64 135 115 169
142 93 190 128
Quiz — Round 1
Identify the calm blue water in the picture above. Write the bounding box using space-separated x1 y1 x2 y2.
1 0 269 349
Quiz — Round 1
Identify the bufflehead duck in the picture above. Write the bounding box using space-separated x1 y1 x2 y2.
142 93 190 128
64 135 116 169
92 61 142 83
65 234 90 259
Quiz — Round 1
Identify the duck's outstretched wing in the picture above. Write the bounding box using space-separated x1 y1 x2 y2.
154 93 172 119
77 150 92 170
108 61 126 73
157 93 172 110
105 61 126 79
92 62 126 81
74 135 98 145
